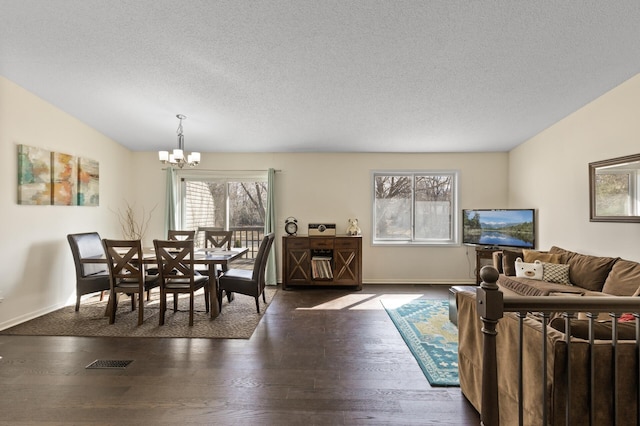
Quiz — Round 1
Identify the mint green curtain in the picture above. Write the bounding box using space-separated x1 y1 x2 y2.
164 167 177 237
264 168 277 285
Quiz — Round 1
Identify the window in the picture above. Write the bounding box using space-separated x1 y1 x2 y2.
372 171 458 245
177 172 268 250
181 178 267 230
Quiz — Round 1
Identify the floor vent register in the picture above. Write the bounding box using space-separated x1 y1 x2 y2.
86 359 133 369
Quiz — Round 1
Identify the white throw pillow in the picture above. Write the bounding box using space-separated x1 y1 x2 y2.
514 257 543 280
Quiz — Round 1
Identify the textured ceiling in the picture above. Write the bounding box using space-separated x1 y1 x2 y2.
1 1 639 153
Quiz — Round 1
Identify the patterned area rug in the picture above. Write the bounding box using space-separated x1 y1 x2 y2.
1 287 276 339
381 299 459 386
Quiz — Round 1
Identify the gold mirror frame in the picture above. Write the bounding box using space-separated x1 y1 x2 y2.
589 153 640 222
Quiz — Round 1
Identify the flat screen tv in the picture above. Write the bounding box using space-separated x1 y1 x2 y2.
462 209 535 249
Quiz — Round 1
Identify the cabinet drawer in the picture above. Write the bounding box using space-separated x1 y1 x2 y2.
285 237 309 249
334 238 359 249
309 238 334 249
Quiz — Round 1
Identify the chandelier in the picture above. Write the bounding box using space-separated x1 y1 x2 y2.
158 114 200 168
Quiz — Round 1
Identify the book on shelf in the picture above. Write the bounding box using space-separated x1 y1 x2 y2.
311 256 333 279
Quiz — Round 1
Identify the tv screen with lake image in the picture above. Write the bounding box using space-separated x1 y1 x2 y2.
462 209 535 249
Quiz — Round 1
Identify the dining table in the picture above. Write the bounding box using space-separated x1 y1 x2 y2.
81 246 249 319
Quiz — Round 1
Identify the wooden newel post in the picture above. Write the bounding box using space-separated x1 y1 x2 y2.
477 265 503 426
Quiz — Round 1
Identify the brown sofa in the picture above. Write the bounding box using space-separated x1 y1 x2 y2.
494 246 640 297
457 246 640 425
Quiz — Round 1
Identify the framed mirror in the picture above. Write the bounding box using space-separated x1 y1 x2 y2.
589 153 640 222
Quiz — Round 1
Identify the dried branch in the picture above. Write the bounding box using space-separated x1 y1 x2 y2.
111 202 157 240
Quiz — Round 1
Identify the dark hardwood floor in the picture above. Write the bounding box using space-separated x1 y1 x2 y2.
0 285 479 425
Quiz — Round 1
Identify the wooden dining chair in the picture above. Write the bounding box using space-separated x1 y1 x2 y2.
168 230 196 241
67 232 111 311
146 230 197 276
203 230 233 250
103 239 160 325
217 233 275 313
194 229 234 279
195 226 223 248
153 239 210 326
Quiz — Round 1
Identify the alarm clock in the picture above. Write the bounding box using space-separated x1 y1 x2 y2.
284 217 298 236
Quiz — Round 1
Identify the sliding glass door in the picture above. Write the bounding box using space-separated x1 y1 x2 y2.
180 174 268 256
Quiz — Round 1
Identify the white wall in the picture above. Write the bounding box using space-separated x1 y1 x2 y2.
131 151 509 284
509 73 640 261
0 77 134 329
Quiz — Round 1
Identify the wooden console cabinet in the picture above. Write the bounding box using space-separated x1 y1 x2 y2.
282 235 362 290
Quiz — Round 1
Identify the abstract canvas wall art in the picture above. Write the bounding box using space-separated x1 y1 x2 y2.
17 144 100 206
52 152 78 205
78 157 99 206
17 144 52 205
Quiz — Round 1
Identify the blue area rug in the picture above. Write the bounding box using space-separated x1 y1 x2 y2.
382 299 459 387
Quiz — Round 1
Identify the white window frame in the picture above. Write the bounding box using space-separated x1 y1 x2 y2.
371 170 459 246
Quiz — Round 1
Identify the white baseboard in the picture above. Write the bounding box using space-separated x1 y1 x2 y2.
0 302 65 331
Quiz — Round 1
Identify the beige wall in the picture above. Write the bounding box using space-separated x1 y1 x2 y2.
14 72 640 329
0 77 133 329
1 75 509 329
509 73 640 261
132 151 510 285
6 69 639 331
